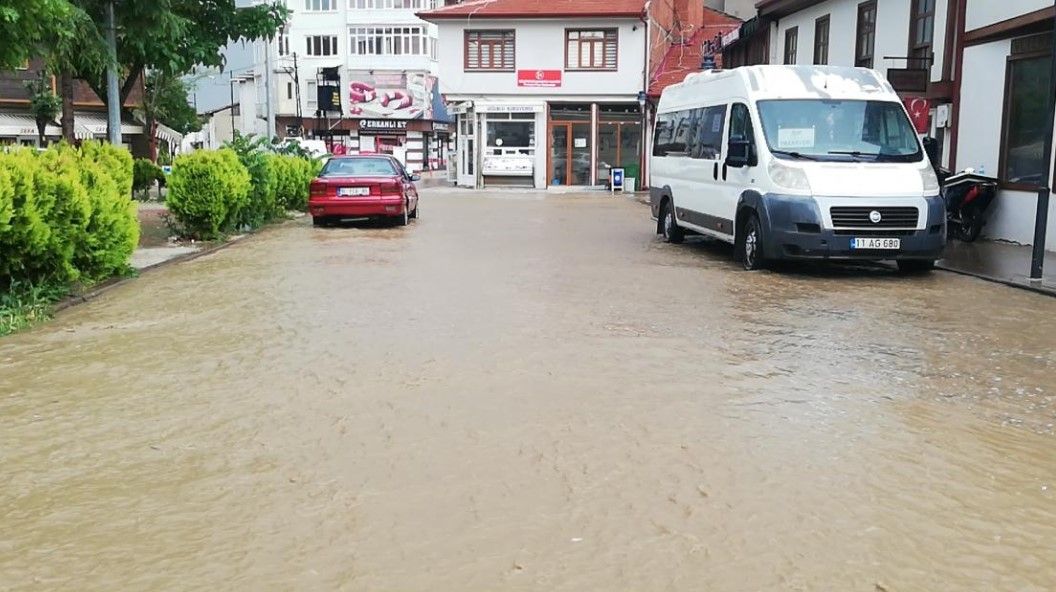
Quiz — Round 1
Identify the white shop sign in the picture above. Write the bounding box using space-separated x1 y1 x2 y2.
477 104 542 114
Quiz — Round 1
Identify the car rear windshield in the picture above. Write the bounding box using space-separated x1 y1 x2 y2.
757 99 924 162
321 158 398 177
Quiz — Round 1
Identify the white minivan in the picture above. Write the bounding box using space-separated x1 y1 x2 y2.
649 65 944 272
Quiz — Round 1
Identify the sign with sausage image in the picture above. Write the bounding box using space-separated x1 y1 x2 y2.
346 71 449 121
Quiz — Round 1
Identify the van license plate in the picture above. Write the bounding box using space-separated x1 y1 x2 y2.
338 187 370 197
851 238 900 250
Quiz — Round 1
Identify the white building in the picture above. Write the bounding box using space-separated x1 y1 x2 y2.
419 0 650 189
956 1 1055 249
247 0 451 172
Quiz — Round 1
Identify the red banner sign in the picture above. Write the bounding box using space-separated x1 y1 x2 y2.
517 70 562 88
903 97 931 133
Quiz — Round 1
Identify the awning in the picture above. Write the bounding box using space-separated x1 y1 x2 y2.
74 111 143 140
0 110 60 137
154 122 183 145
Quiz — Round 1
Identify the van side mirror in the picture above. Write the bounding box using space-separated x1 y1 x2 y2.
922 137 939 165
726 138 756 168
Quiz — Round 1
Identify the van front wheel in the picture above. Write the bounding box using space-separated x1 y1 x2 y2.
661 201 685 244
741 213 766 271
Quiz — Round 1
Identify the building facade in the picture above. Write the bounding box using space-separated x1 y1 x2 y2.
244 0 450 172
956 1 1055 249
421 0 732 189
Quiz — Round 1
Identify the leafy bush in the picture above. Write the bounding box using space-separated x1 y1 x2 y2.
0 142 138 291
270 154 315 212
165 148 251 239
133 158 165 199
225 135 281 229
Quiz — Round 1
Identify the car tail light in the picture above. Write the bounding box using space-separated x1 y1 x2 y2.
309 181 330 197
379 182 402 197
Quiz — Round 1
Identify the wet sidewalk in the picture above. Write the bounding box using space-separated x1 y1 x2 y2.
939 240 1056 297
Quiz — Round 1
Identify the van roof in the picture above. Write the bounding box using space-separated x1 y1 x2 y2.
658 65 899 111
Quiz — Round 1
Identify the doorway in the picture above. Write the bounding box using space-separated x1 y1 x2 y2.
457 113 475 187
548 122 592 186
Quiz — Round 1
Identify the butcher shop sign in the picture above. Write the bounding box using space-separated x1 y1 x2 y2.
360 120 409 131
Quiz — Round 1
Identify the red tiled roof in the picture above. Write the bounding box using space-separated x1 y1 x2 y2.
647 8 741 97
418 0 646 20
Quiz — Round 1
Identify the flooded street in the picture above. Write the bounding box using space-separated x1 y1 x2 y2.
2 190 1056 591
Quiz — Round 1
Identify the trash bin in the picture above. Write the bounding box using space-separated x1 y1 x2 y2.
626 178 636 193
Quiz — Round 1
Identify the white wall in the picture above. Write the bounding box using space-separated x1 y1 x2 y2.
966 0 1052 31
772 0 949 82
435 18 646 100
957 39 1056 249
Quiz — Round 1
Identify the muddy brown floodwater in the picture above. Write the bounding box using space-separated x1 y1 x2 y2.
2 191 1056 591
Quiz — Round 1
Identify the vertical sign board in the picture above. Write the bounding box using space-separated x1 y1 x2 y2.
610 168 625 193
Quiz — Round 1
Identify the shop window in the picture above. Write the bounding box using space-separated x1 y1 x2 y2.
855 1 876 68
814 16 829 65
465 30 515 71
566 29 618 71
908 0 935 70
1000 35 1053 189
783 27 798 65
485 113 535 153
306 35 339 56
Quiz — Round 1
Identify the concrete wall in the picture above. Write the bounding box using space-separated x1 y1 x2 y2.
435 19 646 100
705 0 757 21
965 0 1052 31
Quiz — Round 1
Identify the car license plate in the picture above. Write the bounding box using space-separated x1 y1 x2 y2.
851 237 901 250
338 187 370 197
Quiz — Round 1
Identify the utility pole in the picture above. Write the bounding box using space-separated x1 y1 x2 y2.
264 35 275 139
292 53 302 130
1028 0 1056 280
230 72 237 143
105 1 121 145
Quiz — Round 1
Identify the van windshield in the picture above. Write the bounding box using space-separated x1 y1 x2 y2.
757 99 923 163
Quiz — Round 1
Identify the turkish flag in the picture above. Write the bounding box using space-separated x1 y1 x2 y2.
903 97 931 133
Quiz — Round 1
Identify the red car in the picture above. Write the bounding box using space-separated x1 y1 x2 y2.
308 155 420 227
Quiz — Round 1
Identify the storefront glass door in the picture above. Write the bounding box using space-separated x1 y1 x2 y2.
549 122 592 186
457 113 475 187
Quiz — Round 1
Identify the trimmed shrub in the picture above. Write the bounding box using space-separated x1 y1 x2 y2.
270 154 315 212
226 136 281 230
132 158 164 199
0 142 137 289
165 149 251 239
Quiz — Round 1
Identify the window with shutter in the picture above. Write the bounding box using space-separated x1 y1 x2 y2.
464 30 515 71
565 29 618 70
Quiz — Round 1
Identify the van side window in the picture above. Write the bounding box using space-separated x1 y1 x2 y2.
729 103 755 144
653 112 689 156
691 105 727 160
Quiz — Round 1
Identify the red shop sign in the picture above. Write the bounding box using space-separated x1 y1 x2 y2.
903 97 931 134
517 70 562 88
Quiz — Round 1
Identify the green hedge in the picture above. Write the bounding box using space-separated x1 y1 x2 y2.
165 148 251 240
270 154 316 213
0 142 138 290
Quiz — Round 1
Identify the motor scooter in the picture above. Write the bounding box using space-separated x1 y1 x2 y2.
923 138 999 242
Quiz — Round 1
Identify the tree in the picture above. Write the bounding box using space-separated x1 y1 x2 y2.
143 70 202 160
24 73 61 146
0 0 83 69
70 0 288 123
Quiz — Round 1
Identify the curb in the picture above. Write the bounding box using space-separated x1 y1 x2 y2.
935 263 1055 298
51 217 300 314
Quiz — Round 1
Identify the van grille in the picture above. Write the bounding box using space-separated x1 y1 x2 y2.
830 206 919 228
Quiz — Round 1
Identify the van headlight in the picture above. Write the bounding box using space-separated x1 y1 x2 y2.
767 160 811 192
919 166 940 194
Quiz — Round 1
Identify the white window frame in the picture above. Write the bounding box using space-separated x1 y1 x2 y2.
306 35 339 57
307 81 318 112
349 0 440 8
305 0 337 11
349 25 434 57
